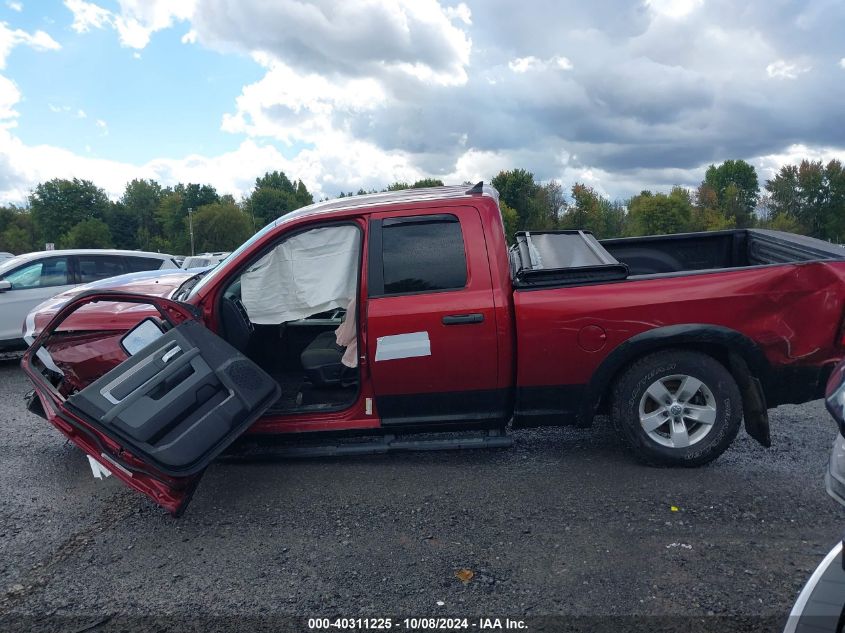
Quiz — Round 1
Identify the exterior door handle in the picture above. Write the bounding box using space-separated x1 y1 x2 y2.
442 313 484 325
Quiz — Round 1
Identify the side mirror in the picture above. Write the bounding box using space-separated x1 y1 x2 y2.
0 280 11 292
120 317 165 356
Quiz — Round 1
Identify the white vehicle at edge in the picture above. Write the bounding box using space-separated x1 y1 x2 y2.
181 252 230 269
0 249 178 349
783 363 845 633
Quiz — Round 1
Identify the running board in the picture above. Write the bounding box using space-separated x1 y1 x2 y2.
222 430 513 461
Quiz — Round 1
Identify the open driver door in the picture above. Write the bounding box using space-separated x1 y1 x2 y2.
21 291 280 516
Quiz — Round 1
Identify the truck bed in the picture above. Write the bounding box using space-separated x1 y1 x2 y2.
510 229 845 288
602 229 845 276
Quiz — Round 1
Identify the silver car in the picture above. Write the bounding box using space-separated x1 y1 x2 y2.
0 249 178 349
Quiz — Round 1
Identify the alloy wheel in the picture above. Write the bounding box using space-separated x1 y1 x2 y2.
638 373 717 448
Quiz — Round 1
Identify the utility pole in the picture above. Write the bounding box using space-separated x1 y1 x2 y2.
188 207 195 256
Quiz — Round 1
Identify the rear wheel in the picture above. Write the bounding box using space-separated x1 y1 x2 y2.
611 350 742 466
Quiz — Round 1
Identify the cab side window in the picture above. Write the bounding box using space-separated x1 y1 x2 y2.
372 215 467 296
2 257 69 289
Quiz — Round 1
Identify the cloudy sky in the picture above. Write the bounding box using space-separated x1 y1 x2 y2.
0 0 843 205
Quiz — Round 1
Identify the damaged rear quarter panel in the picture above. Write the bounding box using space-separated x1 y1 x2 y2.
753 262 845 366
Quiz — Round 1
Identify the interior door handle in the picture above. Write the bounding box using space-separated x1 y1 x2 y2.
442 313 484 325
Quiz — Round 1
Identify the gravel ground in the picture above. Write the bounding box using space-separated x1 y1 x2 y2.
0 356 843 632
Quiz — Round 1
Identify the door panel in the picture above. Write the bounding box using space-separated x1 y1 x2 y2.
22 291 280 513
67 320 279 475
366 207 503 426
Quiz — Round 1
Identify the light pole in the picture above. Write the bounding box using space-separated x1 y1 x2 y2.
187 207 195 256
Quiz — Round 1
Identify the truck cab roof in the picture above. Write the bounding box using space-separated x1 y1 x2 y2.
284 182 499 223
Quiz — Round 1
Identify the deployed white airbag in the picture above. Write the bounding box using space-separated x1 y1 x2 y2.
241 225 360 325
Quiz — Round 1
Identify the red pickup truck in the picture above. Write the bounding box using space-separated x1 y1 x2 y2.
20 183 845 515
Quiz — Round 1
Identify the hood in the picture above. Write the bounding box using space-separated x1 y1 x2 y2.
23 268 200 344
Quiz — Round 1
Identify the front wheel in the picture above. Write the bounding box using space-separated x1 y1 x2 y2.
611 350 742 466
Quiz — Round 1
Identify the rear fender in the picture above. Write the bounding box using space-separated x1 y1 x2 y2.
584 324 772 446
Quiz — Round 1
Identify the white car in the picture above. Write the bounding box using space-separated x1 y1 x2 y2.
0 249 178 349
181 252 230 269
0 252 14 262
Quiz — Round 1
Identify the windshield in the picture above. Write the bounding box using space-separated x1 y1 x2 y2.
0 255 27 276
187 216 285 298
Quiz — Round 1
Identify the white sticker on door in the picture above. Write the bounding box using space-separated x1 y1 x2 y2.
375 331 431 361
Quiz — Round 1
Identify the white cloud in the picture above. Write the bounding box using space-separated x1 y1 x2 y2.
441 148 510 185
3 2 472 203
190 0 472 86
291 135 423 196
840 58 845 69
65 0 111 33
47 103 95 122
64 0 196 49
766 59 812 79
222 60 388 144
0 75 20 127
508 55 573 73
6 1 23 12
0 22 60 141
754 143 845 181
95 119 107 134
508 56 541 73
67 0 468 86
0 128 137 202
552 56 574 70
646 0 704 19
0 22 61 69
0 131 425 205
444 3 472 25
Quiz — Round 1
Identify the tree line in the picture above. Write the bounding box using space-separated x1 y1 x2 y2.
0 171 313 256
0 158 843 256
492 158 845 242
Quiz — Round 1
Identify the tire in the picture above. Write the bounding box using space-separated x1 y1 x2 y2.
610 350 742 467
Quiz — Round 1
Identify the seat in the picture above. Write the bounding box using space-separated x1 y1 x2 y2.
300 331 351 387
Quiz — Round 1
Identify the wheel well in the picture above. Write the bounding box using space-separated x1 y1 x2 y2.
593 342 751 414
